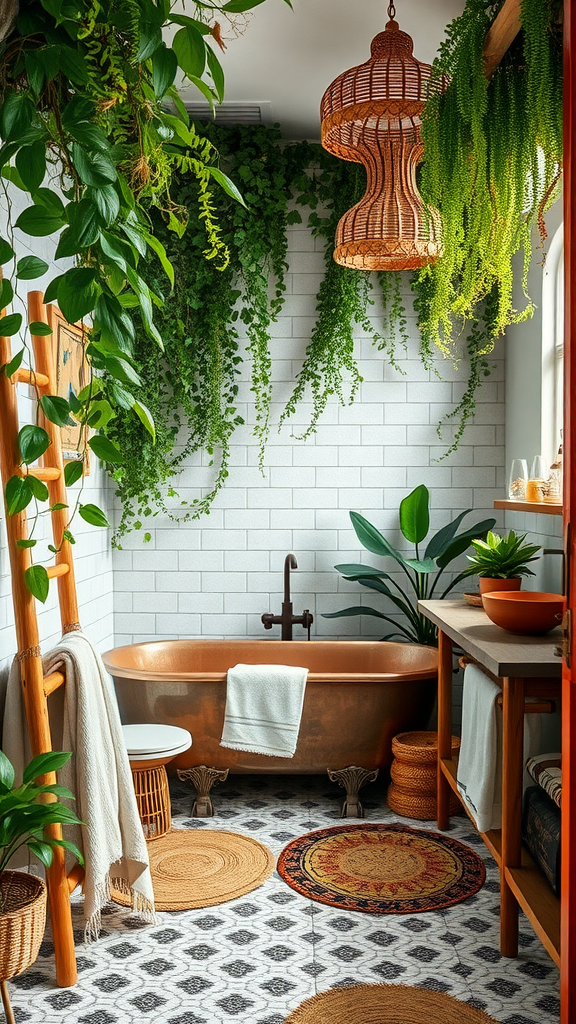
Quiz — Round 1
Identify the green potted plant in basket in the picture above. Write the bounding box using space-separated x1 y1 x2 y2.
0 750 83 1004
465 530 541 595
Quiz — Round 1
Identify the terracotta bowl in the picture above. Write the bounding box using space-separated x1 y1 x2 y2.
481 591 564 635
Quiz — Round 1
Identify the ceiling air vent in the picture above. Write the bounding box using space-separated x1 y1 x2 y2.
185 101 273 125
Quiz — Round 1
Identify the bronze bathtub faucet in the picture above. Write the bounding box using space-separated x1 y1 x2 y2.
261 553 313 640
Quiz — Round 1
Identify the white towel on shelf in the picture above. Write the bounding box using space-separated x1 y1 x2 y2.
220 663 308 758
2 631 155 941
457 662 542 833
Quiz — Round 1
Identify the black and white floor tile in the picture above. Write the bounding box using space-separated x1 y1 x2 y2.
7 775 560 1024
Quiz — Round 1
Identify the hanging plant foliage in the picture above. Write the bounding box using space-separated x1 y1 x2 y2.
106 124 304 542
418 0 563 354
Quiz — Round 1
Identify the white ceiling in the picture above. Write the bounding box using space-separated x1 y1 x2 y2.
178 0 466 139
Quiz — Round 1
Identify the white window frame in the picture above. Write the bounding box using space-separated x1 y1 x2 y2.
541 222 564 466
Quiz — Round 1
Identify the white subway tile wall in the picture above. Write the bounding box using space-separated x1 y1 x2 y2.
110 218 506 688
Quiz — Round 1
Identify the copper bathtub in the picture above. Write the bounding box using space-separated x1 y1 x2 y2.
103 639 438 776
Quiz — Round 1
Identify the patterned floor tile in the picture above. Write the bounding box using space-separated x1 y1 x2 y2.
5 775 559 1024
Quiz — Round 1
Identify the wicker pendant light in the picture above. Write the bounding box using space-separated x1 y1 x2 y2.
320 3 444 271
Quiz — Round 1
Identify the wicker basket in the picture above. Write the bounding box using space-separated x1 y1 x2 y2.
0 871 47 982
387 731 461 821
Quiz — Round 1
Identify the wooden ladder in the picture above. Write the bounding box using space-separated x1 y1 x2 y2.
0 290 83 987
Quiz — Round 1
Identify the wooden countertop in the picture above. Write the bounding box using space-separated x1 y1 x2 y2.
418 599 563 678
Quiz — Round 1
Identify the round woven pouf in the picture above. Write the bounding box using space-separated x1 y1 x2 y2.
387 730 461 820
284 983 499 1024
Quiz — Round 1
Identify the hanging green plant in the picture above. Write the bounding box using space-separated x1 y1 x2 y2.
280 146 411 438
417 0 563 355
0 0 290 599
106 123 304 543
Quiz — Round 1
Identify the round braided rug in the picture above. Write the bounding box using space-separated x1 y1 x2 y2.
110 829 275 911
284 984 499 1024
277 823 485 914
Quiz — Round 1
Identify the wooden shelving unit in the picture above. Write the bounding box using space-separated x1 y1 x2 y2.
419 599 562 967
440 753 560 966
494 499 563 516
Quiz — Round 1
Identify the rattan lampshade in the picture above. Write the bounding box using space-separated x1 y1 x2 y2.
320 5 444 271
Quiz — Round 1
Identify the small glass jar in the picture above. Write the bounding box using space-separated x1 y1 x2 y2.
544 440 563 504
526 455 547 502
508 459 528 501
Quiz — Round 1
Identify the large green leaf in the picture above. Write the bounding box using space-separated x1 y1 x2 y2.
399 484 430 545
436 518 497 569
133 399 156 441
22 750 72 784
15 204 65 236
0 751 15 792
64 461 83 487
222 0 266 10
79 503 110 528
208 166 247 208
56 198 101 257
0 313 21 336
27 476 49 501
57 267 98 323
5 475 33 515
0 238 15 264
15 140 46 192
88 184 120 227
152 44 178 98
40 394 74 427
88 436 122 463
424 508 472 561
404 557 437 574
349 511 407 569
173 25 206 80
206 46 225 104
71 144 117 187
0 278 13 309
322 604 416 641
18 424 50 463
24 564 49 603
16 255 49 280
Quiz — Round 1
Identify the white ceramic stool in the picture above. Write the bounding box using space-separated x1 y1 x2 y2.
122 724 192 840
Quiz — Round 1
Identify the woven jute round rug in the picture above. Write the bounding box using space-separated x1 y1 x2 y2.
284 984 499 1024
277 823 485 914
111 829 275 911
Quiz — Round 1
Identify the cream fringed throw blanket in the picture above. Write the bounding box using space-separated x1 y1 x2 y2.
2 631 155 941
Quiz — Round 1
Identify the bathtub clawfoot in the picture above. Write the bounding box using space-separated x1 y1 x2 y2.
177 765 230 817
328 766 379 818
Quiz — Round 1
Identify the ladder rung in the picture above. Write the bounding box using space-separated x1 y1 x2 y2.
23 467 61 482
14 368 50 387
67 864 85 894
43 670 65 697
46 563 70 580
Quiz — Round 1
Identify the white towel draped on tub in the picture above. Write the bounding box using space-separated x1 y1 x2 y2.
220 663 308 758
457 662 542 833
2 631 155 941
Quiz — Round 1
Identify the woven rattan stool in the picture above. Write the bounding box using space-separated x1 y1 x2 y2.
123 724 192 840
387 730 461 820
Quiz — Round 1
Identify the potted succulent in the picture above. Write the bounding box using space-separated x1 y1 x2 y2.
0 750 83 1004
465 530 541 595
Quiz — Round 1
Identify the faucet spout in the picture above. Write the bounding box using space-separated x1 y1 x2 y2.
284 553 297 604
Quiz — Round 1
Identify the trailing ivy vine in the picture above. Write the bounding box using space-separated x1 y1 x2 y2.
107 132 417 540
106 123 305 542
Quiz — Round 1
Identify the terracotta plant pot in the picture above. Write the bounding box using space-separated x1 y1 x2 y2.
481 591 564 635
0 871 47 983
479 576 523 596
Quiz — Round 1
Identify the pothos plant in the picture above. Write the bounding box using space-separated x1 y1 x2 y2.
0 0 290 601
417 0 562 403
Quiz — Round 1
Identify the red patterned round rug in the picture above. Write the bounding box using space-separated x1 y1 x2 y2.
277 823 485 913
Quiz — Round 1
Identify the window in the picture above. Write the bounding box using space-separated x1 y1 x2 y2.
541 222 564 465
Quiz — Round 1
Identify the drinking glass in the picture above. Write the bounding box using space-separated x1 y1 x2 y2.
526 455 547 502
508 459 528 501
